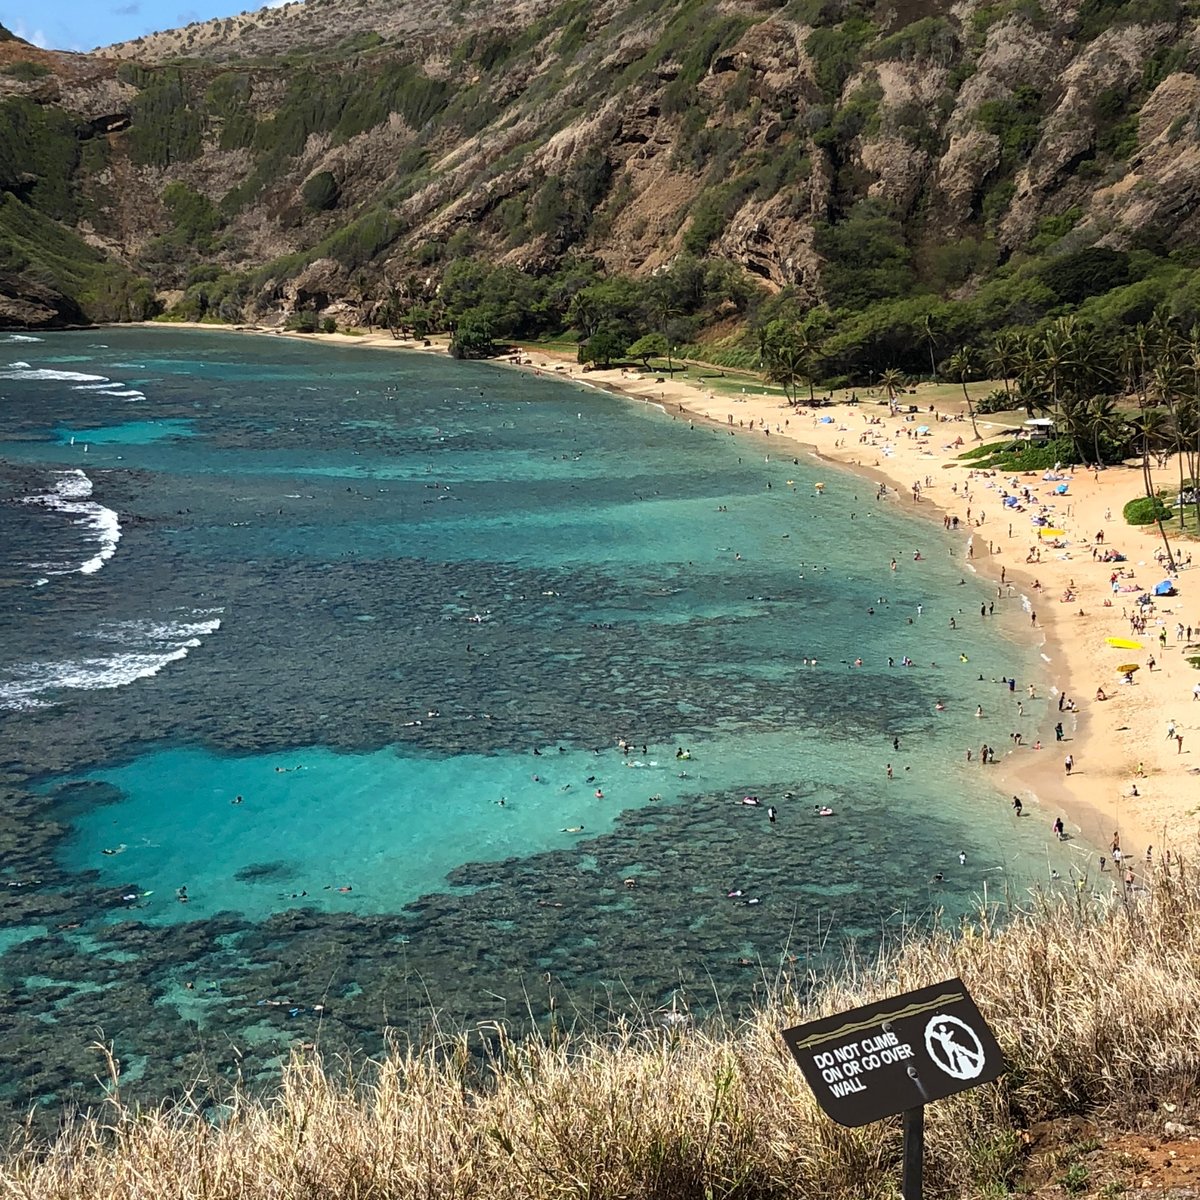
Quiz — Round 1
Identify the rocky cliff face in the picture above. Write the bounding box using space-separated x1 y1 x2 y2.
1 0 1198 326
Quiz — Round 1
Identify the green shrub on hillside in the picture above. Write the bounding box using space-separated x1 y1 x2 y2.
317 209 400 270
1039 247 1132 303
0 97 83 221
2 60 51 80
205 71 257 150
873 16 958 62
814 201 914 308
1029 207 1083 251
806 19 872 99
683 178 756 255
161 183 222 249
127 69 203 168
301 171 339 212
976 84 1043 168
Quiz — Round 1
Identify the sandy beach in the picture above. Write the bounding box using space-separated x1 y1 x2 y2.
156 321 1200 871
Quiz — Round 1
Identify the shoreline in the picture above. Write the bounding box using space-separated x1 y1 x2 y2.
125 321 1199 869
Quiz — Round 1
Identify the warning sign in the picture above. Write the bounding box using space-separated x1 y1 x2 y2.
780 977 1005 1127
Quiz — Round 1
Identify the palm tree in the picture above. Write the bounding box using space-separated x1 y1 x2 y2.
644 279 682 374
764 340 806 405
1037 317 1089 422
1183 324 1200 531
1082 394 1122 467
987 332 1021 400
922 314 938 381
1151 355 1189 530
1127 406 1177 570
878 367 907 405
793 326 824 403
944 347 981 440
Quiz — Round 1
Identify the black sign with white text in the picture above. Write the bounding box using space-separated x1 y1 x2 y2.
780 977 1005 1127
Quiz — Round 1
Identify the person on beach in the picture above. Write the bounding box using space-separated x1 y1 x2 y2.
1012 795 1023 816
1064 754 1074 775
1053 817 1065 840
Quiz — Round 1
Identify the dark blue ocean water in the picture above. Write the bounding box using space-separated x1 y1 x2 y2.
0 328 1075 1118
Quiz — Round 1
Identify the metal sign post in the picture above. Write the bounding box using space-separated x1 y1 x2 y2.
781 978 1005 1200
902 1107 923 1200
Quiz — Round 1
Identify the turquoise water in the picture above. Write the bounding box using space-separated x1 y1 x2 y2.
52 419 196 445
0 329 1077 1121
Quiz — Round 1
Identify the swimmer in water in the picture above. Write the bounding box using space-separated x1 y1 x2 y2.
561 825 585 833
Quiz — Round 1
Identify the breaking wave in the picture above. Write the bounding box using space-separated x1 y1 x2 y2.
0 613 223 711
20 469 122 576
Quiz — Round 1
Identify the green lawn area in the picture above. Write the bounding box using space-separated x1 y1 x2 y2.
1161 486 1200 539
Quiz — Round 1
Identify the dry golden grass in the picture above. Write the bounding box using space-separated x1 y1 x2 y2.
6 860 1200 1199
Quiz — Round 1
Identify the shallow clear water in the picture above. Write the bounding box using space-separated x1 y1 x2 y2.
0 329 1077 1120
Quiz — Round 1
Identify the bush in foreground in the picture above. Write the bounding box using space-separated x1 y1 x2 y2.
6 862 1200 1199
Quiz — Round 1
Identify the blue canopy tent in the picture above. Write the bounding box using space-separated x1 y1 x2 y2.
1154 580 1176 596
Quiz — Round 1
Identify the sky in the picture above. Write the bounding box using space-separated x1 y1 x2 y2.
0 0 293 52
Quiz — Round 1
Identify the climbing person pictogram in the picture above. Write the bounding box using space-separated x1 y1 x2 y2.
923 1013 985 1080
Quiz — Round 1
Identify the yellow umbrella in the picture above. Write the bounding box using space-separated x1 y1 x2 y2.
1039 527 1066 537
1106 637 1143 650
1117 663 1140 674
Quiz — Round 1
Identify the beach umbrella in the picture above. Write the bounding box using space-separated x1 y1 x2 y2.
1106 637 1143 650
1117 663 1140 674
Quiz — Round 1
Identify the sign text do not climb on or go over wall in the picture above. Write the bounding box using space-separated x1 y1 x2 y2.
780 977 1006 1128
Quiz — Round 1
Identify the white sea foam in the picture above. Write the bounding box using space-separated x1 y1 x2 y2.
1 334 43 344
20 469 122 577
0 613 223 710
0 365 109 382
1 359 146 401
